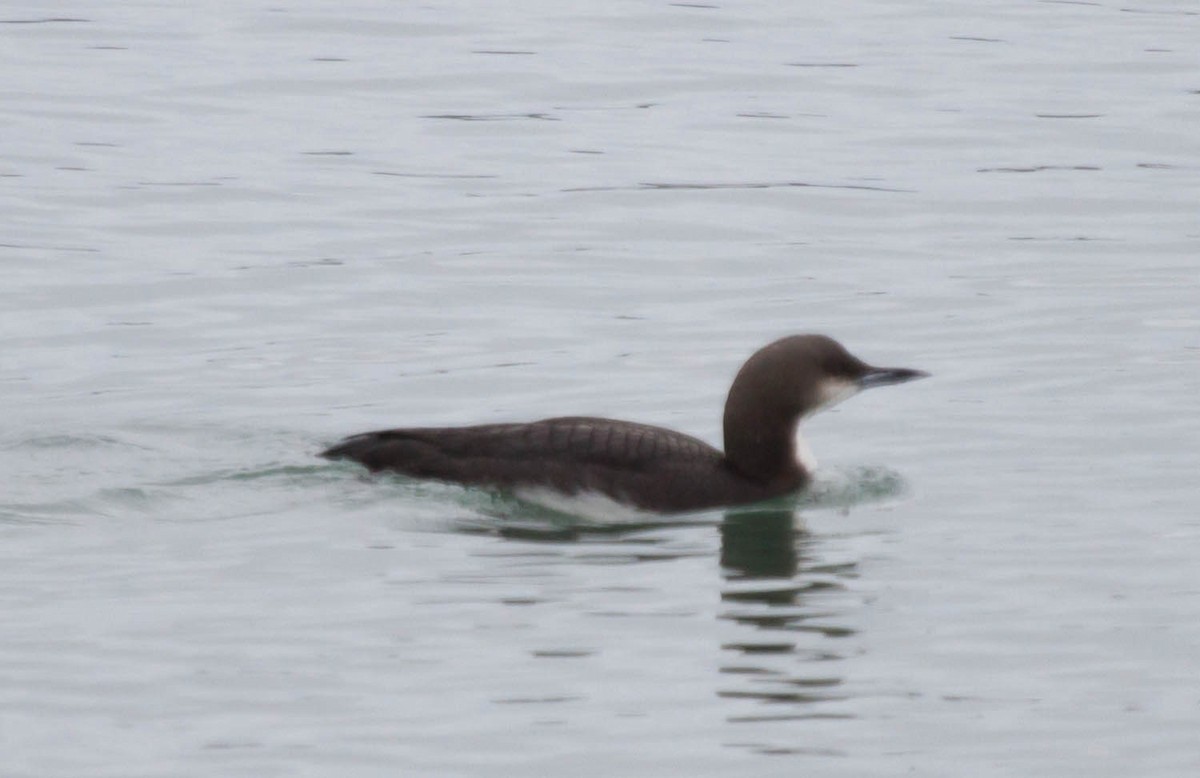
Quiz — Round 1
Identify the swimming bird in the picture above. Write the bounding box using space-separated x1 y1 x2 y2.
321 334 927 514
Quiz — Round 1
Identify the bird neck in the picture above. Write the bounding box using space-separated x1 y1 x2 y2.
722 409 807 486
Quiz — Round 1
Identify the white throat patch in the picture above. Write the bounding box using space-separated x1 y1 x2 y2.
794 431 818 473
794 378 860 473
812 377 860 416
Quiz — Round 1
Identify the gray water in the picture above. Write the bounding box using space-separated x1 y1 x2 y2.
3 1 1199 775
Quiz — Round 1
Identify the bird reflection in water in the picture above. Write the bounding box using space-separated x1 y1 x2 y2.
718 507 855 725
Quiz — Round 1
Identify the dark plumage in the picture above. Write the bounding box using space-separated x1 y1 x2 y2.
321 334 927 513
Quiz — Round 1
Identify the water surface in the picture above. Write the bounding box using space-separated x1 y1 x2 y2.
3 1 1199 775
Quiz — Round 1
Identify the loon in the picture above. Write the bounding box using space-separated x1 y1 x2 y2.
321 334 927 513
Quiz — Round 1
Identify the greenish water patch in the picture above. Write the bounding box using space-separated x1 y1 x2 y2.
797 466 908 511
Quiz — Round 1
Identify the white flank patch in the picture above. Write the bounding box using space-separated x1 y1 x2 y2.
513 486 661 523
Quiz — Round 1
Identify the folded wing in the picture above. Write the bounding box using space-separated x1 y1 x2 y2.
323 415 717 480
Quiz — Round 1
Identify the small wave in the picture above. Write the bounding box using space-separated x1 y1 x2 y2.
3 432 134 451
159 463 334 487
797 465 908 511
